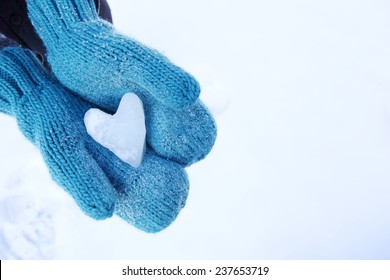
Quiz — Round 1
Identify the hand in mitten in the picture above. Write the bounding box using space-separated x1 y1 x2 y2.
0 44 189 233
27 0 217 167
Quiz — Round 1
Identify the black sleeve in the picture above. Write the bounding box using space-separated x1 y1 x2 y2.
0 0 113 65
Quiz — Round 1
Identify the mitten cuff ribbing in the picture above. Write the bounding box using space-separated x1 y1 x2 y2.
27 0 99 47
0 47 55 115
0 47 53 88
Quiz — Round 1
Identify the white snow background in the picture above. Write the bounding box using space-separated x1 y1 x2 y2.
1 0 390 259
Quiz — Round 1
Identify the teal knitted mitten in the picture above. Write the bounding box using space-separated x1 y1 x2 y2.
0 46 189 232
27 0 217 166
27 0 199 109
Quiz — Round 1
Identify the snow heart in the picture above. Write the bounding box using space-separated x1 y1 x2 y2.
84 93 146 168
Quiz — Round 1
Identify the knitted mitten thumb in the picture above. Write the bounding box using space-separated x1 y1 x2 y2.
0 44 117 220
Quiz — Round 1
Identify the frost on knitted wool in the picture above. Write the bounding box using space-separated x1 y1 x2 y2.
84 93 146 168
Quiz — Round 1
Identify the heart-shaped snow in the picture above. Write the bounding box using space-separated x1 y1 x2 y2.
84 93 146 168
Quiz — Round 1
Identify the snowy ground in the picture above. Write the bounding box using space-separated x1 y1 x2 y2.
1 0 390 259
